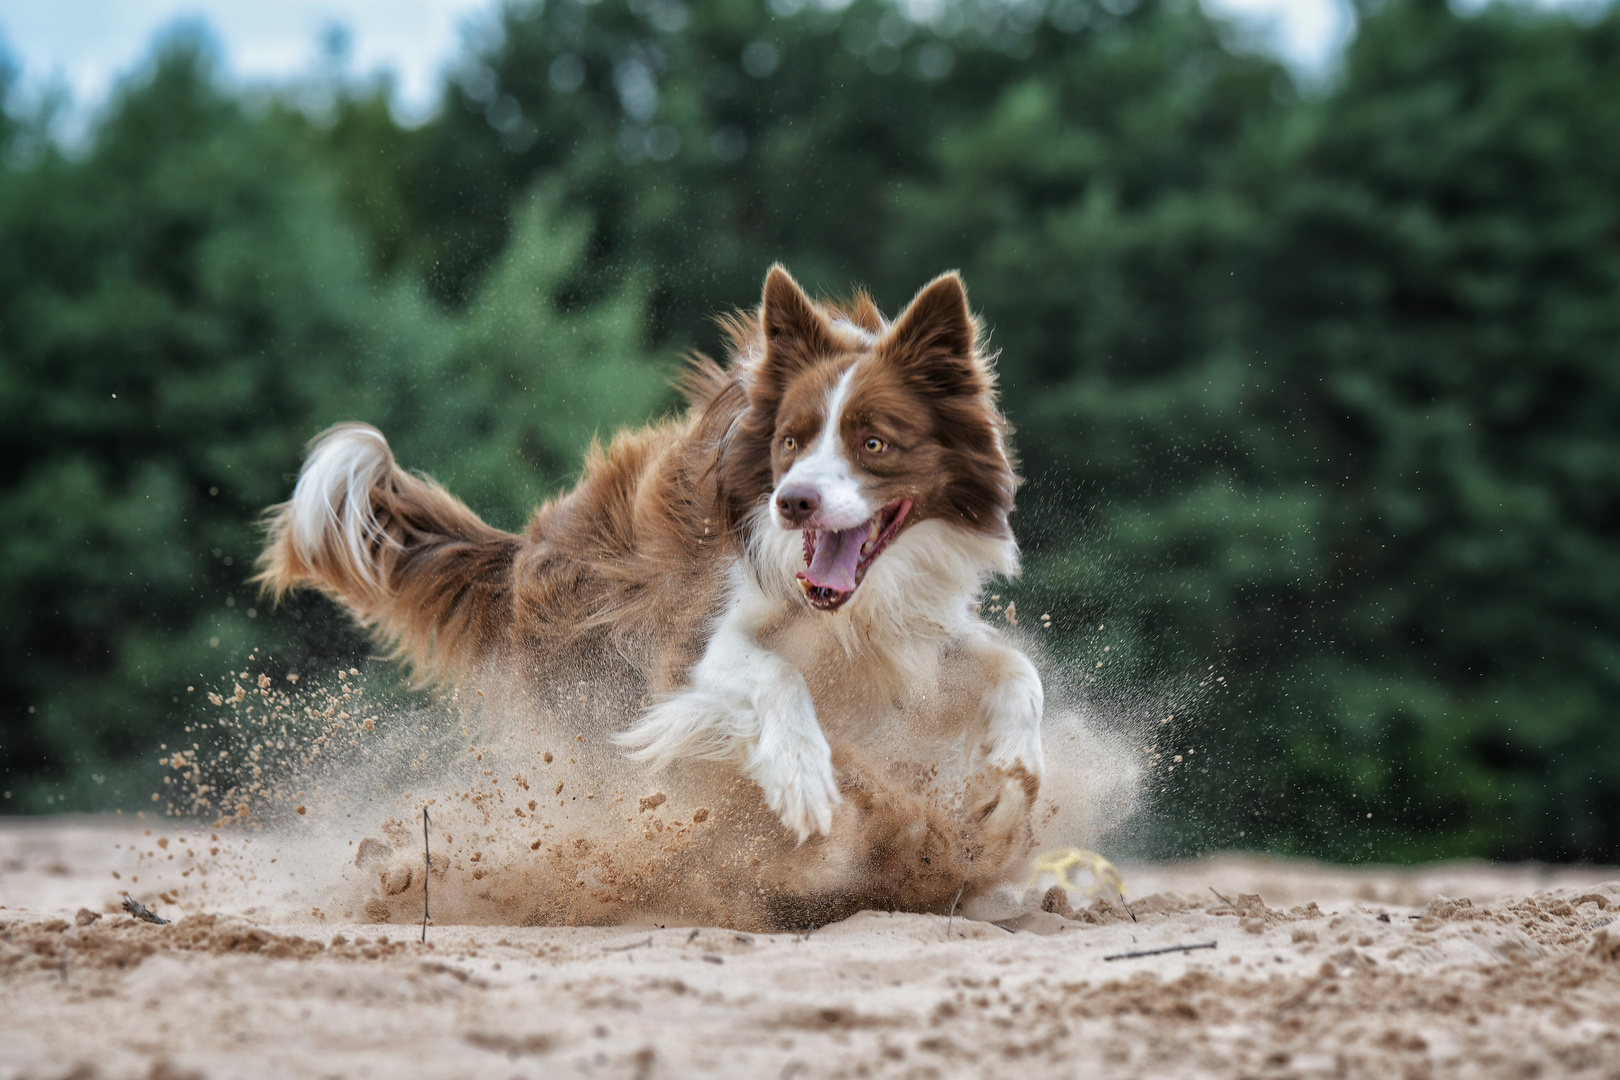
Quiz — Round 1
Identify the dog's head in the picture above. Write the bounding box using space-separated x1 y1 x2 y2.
722 265 1017 612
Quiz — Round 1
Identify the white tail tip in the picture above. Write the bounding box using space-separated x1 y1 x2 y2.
288 423 395 590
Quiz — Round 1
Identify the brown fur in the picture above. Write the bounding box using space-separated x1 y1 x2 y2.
258 267 1015 697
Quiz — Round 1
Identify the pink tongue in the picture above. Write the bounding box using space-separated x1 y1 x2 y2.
804 527 864 592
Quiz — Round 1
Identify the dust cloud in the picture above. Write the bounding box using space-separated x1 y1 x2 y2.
153 622 1180 932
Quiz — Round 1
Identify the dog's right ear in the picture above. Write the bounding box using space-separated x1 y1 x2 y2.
760 265 836 371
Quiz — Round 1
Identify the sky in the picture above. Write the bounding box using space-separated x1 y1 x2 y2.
0 0 1590 128
0 0 492 124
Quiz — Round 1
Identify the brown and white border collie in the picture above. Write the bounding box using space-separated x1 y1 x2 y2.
257 266 1043 848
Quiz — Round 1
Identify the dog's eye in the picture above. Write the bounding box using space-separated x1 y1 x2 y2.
863 437 886 453
782 435 796 452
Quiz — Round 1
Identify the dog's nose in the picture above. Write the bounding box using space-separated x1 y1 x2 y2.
775 484 821 526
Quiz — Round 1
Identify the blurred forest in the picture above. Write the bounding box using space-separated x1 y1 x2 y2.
2 0 1618 863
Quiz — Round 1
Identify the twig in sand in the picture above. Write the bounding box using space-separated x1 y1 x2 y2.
1119 892 1137 923
121 895 169 925
802 923 815 942
946 851 974 939
421 807 431 945
1208 886 1234 908
603 936 653 953
1104 941 1217 961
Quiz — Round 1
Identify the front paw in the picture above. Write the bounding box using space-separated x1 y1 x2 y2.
983 735 1044 796
965 762 1041 827
976 650 1045 800
966 739 1042 846
745 722 841 843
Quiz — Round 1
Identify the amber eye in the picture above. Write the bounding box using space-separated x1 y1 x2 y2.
782 435 797 452
863 437 887 453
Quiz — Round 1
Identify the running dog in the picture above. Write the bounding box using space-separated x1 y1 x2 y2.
258 266 1043 848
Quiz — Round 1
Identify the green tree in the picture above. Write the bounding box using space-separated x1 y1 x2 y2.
0 34 668 811
956 0 1620 860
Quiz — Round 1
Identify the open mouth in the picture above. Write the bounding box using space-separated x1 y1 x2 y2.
796 499 913 612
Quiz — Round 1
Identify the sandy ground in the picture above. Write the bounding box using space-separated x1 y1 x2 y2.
4 816 1620 1080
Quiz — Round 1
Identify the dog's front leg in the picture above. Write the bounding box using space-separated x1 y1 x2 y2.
617 589 840 843
959 629 1045 834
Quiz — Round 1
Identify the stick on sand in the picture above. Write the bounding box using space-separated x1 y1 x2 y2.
1104 941 1217 961
946 851 973 939
421 807 431 945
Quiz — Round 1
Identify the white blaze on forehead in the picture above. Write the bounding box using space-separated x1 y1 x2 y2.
773 362 872 531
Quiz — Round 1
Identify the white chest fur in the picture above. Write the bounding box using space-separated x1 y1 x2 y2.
618 507 1027 841
745 512 1019 716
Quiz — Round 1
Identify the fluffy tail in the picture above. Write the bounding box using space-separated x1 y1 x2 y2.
256 423 521 680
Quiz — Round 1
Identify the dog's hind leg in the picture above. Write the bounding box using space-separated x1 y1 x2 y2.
616 567 840 843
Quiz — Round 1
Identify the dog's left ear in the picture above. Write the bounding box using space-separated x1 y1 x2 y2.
881 272 981 396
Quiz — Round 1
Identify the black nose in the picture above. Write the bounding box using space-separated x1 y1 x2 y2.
775 484 821 526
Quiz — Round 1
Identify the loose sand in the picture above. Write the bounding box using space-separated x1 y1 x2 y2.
4 816 1619 1079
